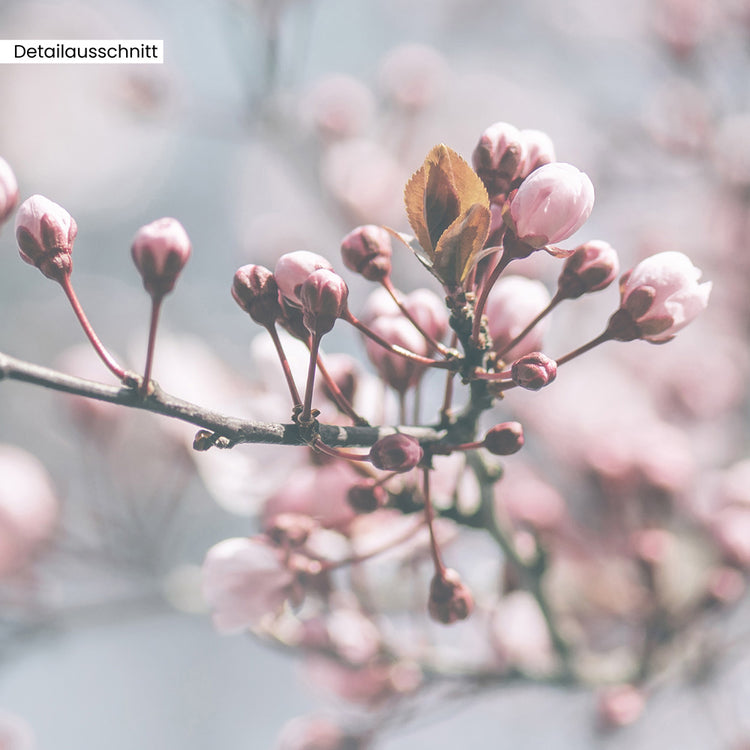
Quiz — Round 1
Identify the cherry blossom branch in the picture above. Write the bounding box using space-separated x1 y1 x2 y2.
0 350 444 449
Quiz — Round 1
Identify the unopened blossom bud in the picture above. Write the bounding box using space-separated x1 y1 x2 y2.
232 264 282 327
428 568 474 624
472 121 525 197
557 240 619 299
363 316 428 393
518 129 556 178
299 269 349 335
483 422 524 455
511 352 557 391
274 251 333 306
15 194 77 282
507 163 594 248
609 251 711 343
340 225 392 281
369 434 423 472
0 156 19 226
131 217 192 298
347 481 387 513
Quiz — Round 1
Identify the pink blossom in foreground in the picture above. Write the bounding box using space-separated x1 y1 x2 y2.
0 445 59 577
0 156 19 226
131 217 192 298
508 162 594 248
201 536 295 633
14 194 77 281
616 251 711 342
485 275 551 361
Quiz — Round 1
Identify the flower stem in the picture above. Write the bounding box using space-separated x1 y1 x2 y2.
311 437 370 462
556 330 613 366
494 293 562 360
345 312 455 369
266 323 302 408
301 333 321 424
381 276 449 354
315 352 369 426
472 252 512 344
59 276 127 381
140 295 163 396
423 466 446 577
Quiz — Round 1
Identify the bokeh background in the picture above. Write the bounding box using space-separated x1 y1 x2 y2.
2 0 750 747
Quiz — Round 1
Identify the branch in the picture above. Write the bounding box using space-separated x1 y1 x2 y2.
0 351 444 449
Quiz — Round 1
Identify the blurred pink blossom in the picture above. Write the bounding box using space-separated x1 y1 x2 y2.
201 536 295 633
0 445 59 577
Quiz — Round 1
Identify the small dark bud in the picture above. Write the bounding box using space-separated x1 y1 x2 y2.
369 434 423 473
267 512 320 547
483 422 524 455
428 568 474 624
340 225 393 281
232 264 282 327
347 481 387 513
557 240 619 300
510 352 557 391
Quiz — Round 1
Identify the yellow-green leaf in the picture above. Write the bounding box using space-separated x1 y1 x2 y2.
403 144 491 287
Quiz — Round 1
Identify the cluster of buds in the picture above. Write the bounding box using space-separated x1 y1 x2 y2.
219 120 711 639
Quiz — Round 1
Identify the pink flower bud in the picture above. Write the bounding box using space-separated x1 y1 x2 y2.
131 217 191 298
274 251 334 306
232 264 282 327
0 156 19 226
511 352 557 391
507 163 594 248
486 275 552 362
483 422 524 455
340 224 393 281
472 121 525 197
557 240 620 299
347 481 387 513
201 536 295 634
15 194 77 282
518 129 556 178
611 251 711 342
369 434 423 472
428 568 474 624
299 269 349 335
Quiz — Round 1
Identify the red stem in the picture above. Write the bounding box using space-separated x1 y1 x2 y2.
315 352 368 425
494 294 562 361
423 466 446 577
301 334 321 423
345 312 454 369
140 295 163 396
471 252 512 344
311 437 371 462
381 277 448 354
59 276 127 381
267 324 302 407
556 330 613 366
